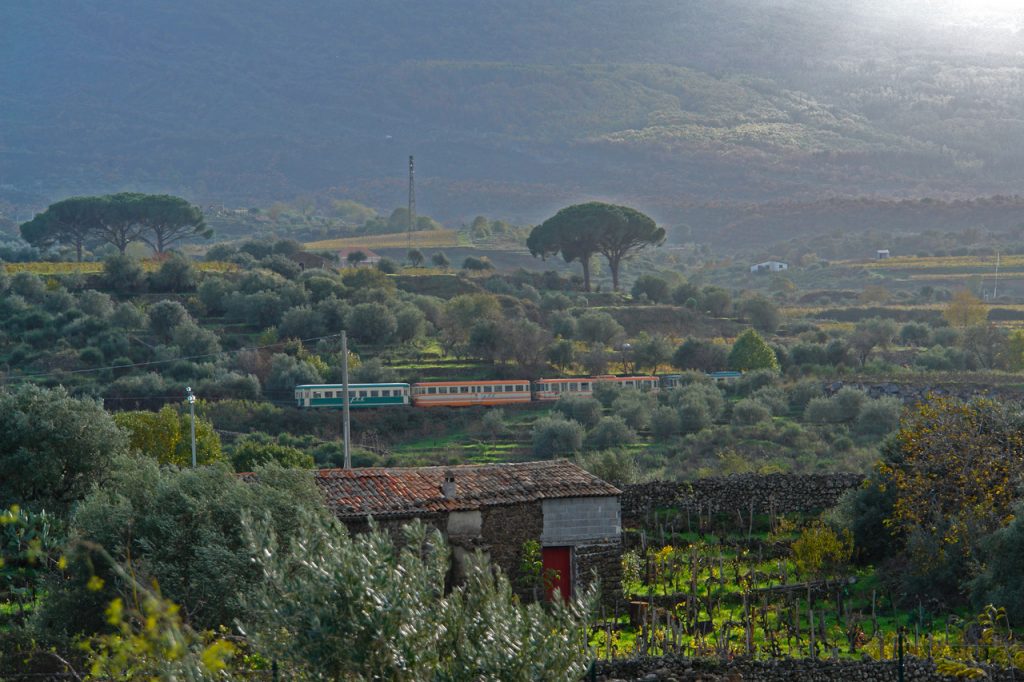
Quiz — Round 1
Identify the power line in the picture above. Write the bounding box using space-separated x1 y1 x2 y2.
2 332 349 382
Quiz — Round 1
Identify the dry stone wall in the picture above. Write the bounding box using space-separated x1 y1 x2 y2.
824 380 1024 404
621 474 865 527
591 655 1021 681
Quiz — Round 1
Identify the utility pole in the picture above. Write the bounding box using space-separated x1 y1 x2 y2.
342 331 351 469
186 386 197 468
407 155 415 251
994 251 1000 300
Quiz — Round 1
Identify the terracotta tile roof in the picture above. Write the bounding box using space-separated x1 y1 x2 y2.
312 459 621 519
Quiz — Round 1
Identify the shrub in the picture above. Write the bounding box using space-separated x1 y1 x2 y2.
532 415 584 458
576 449 638 485
150 254 198 292
731 399 771 426
553 395 603 429
585 416 636 450
611 391 652 431
349 302 397 345
854 397 902 437
278 306 325 340
231 438 314 471
148 300 193 341
631 274 671 303
102 254 147 295
650 406 681 439
727 329 779 372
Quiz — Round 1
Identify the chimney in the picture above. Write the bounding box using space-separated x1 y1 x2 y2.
442 470 457 500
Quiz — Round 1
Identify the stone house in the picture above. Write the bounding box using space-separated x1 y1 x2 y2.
313 459 623 605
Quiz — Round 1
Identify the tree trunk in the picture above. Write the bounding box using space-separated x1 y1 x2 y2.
610 254 621 291
581 256 592 292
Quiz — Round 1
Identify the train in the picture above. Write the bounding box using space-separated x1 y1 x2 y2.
294 371 742 409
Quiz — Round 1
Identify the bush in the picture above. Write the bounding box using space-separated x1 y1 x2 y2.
672 338 728 372
854 397 902 437
788 379 823 411
575 311 624 347
631 274 671 303
553 395 603 429
585 416 636 450
148 300 193 341
278 305 325 340
532 415 584 458
611 391 652 431
150 254 198 292
231 437 314 471
731 399 771 426
349 302 397 345
650 406 682 439
479 409 510 441
576 449 639 486
727 329 779 372
102 254 147 295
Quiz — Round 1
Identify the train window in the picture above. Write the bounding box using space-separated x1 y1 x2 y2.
581 382 590 390
484 385 492 392
427 387 436 395
381 390 390 397
324 391 333 398
370 390 379 397
313 392 322 399
626 381 635 387
459 386 468 393
568 382 577 391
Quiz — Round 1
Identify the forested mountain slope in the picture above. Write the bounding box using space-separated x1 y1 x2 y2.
3 1 1023 224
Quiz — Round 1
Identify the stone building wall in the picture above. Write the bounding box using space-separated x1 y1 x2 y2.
591 655 1021 681
480 500 544 592
620 474 865 527
575 540 623 610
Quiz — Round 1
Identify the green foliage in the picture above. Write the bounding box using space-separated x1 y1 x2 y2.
854 397 902 437
727 329 779 372
672 338 728 372
231 436 314 471
532 414 584 458
585 416 636 450
731 398 771 426
576 448 639 486
791 523 852 579
0 385 129 514
101 254 147 295
740 296 780 334
575 310 625 347
631 274 671 303
44 460 324 635
113 405 223 467
242 513 594 680
553 395 603 430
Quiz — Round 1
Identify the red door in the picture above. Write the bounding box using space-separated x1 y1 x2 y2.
542 546 572 602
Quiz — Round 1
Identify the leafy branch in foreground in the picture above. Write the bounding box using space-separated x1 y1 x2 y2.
241 511 595 681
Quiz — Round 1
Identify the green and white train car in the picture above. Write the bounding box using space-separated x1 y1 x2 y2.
294 383 411 408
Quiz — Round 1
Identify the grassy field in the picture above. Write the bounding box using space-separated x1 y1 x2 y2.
2 260 239 275
304 229 460 250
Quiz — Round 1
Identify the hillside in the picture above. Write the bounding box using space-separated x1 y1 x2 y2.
3 1 1024 227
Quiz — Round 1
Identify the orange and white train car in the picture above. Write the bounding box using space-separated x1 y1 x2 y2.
410 380 533 408
533 375 659 401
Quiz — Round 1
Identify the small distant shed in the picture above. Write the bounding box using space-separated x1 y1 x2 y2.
312 460 623 604
337 247 382 268
877 249 891 259
287 251 332 270
750 261 788 273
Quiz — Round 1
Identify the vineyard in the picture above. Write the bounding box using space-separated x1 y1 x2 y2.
304 229 460 251
2 261 239 275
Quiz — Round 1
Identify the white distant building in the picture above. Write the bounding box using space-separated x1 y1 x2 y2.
877 249 891 259
750 261 788 273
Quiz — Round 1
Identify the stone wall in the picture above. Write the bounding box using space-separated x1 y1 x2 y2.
576 540 624 609
480 501 544 594
591 655 1021 681
621 474 865 527
825 380 1024 404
